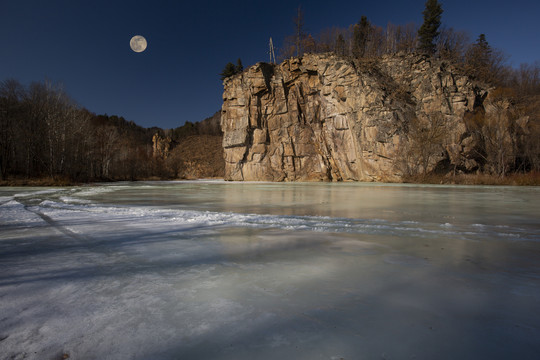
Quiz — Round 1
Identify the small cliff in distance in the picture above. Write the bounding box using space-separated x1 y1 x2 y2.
152 111 224 179
220 52 521 182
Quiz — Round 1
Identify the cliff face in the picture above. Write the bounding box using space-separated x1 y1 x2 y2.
221 53 488 181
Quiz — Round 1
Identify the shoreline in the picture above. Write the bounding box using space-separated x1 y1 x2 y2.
1 172 539 187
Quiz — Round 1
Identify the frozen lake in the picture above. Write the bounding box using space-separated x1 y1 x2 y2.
1 181 539 359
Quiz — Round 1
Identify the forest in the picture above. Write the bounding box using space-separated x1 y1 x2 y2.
2 0 539 185
0 79 223 184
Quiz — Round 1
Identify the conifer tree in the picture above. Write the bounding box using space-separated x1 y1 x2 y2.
352 16 370 58
474 34 491 61
335 34 346 57
465 34 497 83
220 59 244 81
220 62 237 80
236 58 244 73
417 0 443 55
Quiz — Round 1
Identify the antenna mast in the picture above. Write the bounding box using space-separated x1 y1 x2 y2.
269 37 276 64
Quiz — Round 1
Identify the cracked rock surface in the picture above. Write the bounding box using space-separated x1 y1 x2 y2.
221 53 488 181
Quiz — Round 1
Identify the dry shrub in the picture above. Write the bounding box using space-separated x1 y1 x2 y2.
166 135 224 179
403 172 540 186
0 176 80 187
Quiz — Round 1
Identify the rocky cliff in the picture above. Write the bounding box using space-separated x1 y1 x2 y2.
220 53 489 181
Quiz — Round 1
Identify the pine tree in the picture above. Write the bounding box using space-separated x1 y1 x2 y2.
352 16 370 58
465 34 495 83
220 62 237 80
236 58 244 73
220 59 244 81
475 34 491 60
335 34 346 57
417 0 443 55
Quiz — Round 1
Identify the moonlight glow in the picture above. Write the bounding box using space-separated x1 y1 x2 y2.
130 35 147 53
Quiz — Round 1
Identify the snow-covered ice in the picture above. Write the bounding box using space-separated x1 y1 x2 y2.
1 181 539 359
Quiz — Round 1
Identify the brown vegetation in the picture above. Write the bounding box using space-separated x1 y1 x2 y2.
0 176 81 187
0 79 223 185
404 172 540 186
164 135 224 179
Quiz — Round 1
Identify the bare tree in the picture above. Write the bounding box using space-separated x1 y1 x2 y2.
396 23 419 53
510 62 540 98
384 22 399 54
0 79 25 179
27 81 81 177
464 34 508 85
294 6 306 57
92 124 120 179
367 25 385 58
480 111 515 176
318 27 339 53
384 23 418 54
437 27 470 63
400 113 447 176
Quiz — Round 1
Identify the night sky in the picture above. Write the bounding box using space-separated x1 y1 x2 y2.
2 0 539 129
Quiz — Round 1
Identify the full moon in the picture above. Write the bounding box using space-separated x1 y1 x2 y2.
130 35 147 53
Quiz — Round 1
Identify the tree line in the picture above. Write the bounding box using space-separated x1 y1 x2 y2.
279 1 513 86
0 79 223 183
220 2 513 89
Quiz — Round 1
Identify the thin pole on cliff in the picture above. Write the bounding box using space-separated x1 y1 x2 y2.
269 37 276 64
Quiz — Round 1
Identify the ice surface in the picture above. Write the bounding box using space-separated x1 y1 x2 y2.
1 181 539 359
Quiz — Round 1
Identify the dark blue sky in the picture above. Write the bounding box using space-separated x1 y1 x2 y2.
2 0 539 129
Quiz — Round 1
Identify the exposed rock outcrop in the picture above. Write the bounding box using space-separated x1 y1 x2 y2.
152 133 172 159
221 53 489 181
